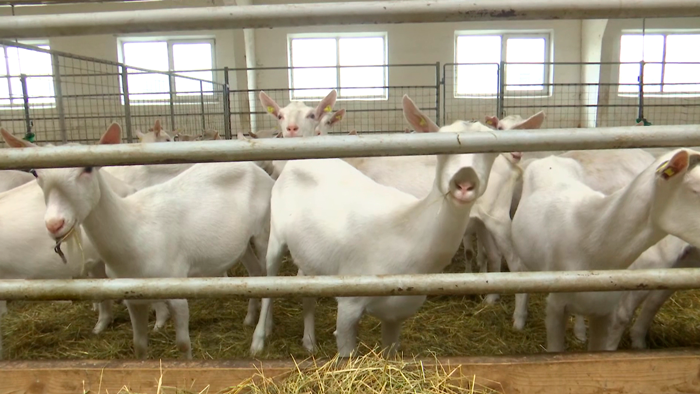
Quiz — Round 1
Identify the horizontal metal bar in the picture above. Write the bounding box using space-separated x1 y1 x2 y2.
1 124 699 170
1 0 699 39
0 269 699 300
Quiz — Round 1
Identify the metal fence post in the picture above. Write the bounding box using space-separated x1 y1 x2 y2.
435 62 441 126
120 66 134 143
51 54 67 143
199 80 206 131
497 61 506 119
19 74 32 138
168 72 176 132
638 60 645 122
442 63 448 125
223 67 232 140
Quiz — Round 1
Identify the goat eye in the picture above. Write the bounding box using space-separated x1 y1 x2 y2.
29 169 38 178
309 113 315 119
84 167 93 174
278 114 283 120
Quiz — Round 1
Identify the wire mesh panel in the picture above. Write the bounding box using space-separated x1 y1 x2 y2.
0 41 225 147
501 62 590 129
442 63 499 126
229 64 440 135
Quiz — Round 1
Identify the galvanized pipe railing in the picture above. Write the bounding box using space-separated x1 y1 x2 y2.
1 0 700 39
0 269 698 300
2 125 700 170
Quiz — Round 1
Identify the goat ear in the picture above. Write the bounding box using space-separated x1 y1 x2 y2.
236 132 247 141
656 150 690 180
485 116 499 128
402 95 439 133
152 120 162 135
329 109 345 125
259 91 281 118
314 89 338 120
348 129 357 136
512 111 546 130
212 132 220 140
249 130 259 139
1 128 36 148
100 123 122 145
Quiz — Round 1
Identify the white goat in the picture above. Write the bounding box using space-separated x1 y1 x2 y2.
0 130 142 358
136 120 173 143
259 90 337 138
0 170 35 192
250 95 499 357
605 236 699 350
314 109 346 136
511 148 700 352
10 123 274 359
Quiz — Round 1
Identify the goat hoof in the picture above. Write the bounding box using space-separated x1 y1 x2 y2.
513 318 526 331
631 337 647 350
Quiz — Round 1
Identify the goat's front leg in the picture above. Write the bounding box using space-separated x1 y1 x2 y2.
335 299 365 358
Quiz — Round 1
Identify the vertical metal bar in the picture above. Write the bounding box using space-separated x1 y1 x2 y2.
498 61 506 118
200 80 206 131
120 65 134 143
435 62 441 126
442 63 447 125
51 54 67 143
223 67 232 140
638 60 645 121
19 73 31 137
168 72 176 132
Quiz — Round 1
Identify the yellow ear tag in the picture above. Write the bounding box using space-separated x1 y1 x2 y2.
486 119 493 125
335 115 342 120
656 160 677 179
419 117 426 126
267 106 275 113
324 105 332 113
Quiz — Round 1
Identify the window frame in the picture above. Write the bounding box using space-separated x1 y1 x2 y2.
617 31 700 98
0 40 55 110
117 37 217 105
287 32 389 101
453 31 552 99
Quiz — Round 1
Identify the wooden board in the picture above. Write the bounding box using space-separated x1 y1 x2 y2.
1 349 700 394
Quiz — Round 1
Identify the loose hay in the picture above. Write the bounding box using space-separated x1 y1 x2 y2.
227 347 500 394
2 245 700 360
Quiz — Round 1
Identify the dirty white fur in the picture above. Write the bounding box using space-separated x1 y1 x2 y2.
250 95 499 357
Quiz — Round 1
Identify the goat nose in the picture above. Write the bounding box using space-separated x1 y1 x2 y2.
287 125 299 132
46 218 65 234
456 182 475 192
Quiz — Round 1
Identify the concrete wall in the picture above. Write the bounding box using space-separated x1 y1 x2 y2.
0 0 698 142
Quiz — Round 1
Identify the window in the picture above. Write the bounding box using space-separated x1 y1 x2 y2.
454 33 550 97
0 43 55 108
288 33 387 100
618 33 700 95
119 39 215 103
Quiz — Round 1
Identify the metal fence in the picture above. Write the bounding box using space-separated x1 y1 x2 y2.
0 40 227 146
443 61 700 128
2 40 699 146
225 63 440 135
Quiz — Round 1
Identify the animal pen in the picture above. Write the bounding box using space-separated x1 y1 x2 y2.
2 0 700 393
